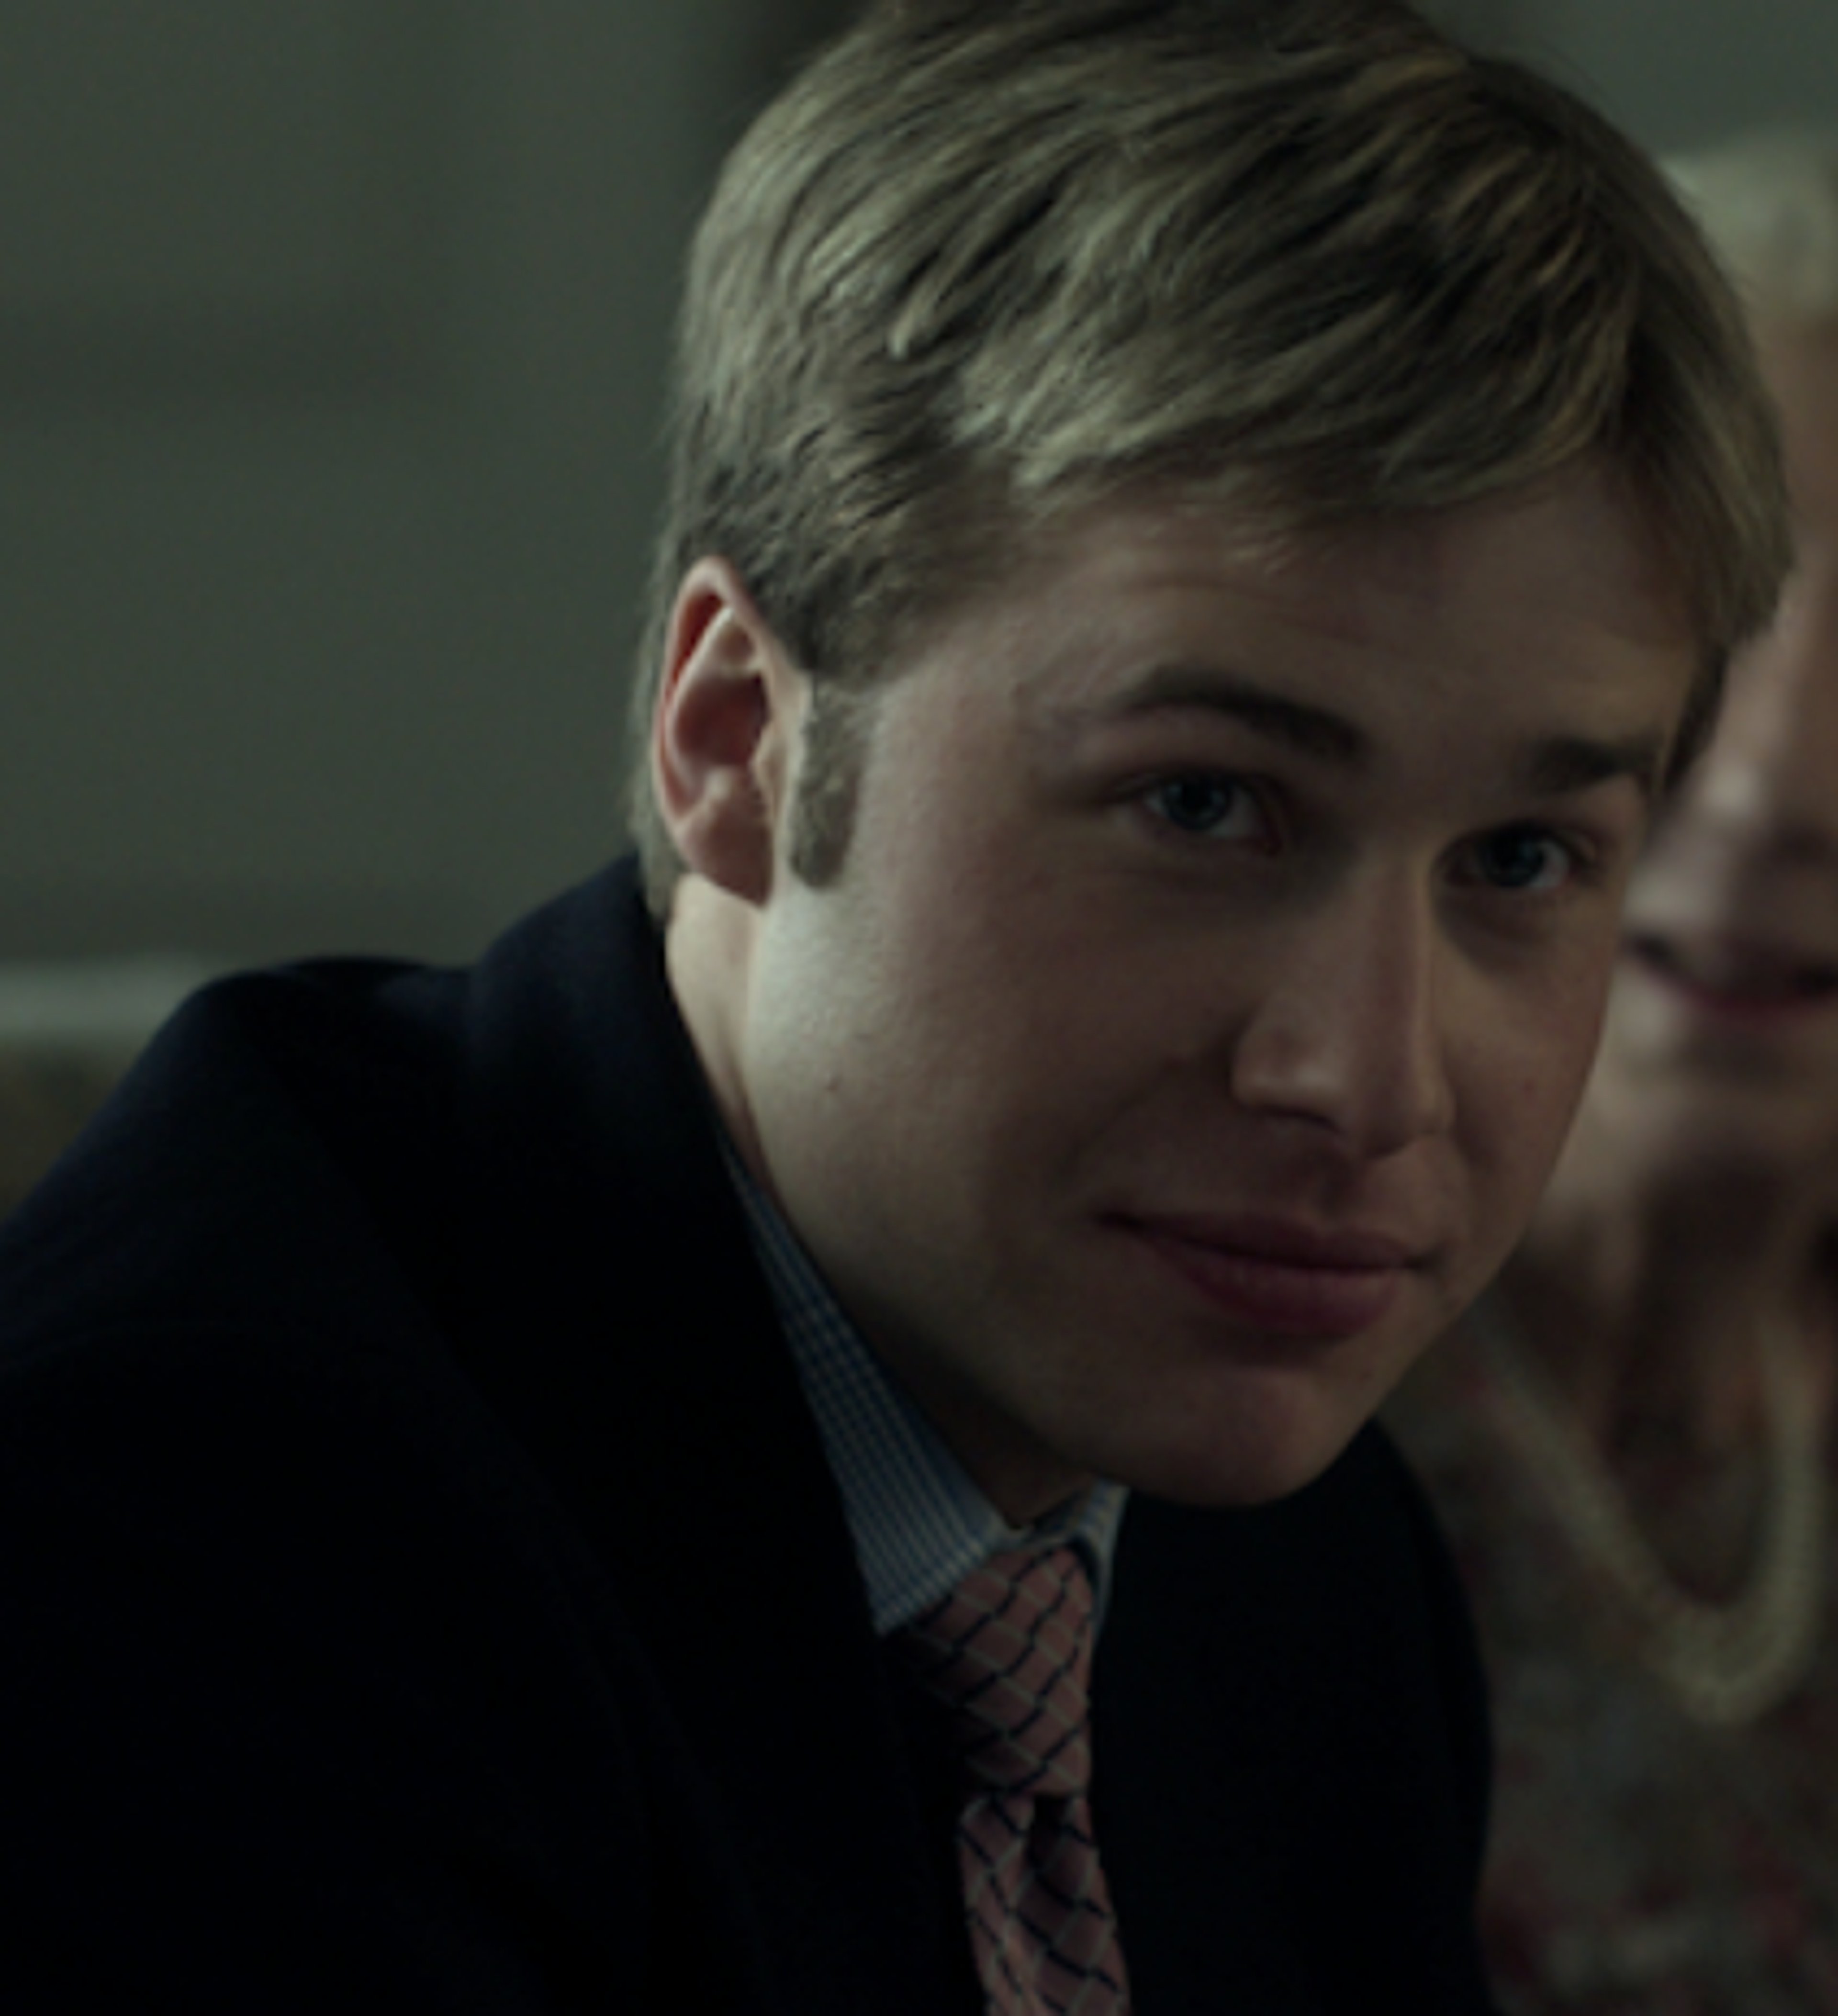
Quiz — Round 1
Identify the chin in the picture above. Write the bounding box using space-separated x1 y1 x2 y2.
1098 1384 1370 1509
1595 1064 1838 1191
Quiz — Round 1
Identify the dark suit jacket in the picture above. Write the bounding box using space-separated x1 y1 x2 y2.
0 860 1497 2011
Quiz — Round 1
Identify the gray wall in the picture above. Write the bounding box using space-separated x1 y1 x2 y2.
0 1 845 965
2 1 1831 966
1480 0 1838 153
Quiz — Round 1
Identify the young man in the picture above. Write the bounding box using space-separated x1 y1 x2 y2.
0 1 1789 2009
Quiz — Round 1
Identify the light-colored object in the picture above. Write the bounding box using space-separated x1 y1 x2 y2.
0 957 227 1214
1479 1297 1827 1726
1667 128 1838 321
0 956 223 1053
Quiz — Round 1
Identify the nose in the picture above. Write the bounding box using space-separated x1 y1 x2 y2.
1688 554 1838 860
1229 868 1456 1161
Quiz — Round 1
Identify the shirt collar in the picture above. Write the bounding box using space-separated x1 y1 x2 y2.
723 1142 1127 1635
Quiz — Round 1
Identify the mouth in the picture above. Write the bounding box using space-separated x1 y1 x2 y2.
1624 931 1838 1023
1114 1213 1418 1341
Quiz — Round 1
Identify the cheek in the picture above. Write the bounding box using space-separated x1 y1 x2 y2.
1459 955 1612 1177
1479 974 1616 1194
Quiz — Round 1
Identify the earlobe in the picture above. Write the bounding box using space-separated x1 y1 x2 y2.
650 559 800 906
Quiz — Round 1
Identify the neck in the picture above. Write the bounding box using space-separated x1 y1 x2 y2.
1501 1124 1836 1466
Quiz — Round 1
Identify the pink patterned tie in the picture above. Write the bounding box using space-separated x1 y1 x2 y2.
898 1547 1132 2015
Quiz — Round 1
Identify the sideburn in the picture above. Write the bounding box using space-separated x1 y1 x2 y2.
787 683 872 888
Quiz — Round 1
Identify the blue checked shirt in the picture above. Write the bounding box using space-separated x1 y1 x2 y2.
725 1148 1127 1636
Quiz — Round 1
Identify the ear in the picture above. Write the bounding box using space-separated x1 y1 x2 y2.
650 558 803 907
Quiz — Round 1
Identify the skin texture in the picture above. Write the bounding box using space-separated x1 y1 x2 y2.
1504 326 1838 1475
657 472 1699 1522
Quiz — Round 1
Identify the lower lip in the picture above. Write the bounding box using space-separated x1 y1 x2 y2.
1626 947 1838 1033
1126 1225 1404 1341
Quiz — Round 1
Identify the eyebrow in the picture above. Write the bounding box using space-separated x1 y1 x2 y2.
1521 732 1667 802
1110 664 1370 766
1103 662 1669 800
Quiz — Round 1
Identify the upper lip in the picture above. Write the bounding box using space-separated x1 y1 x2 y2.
1625 929 1838 998
1117 1212 1424 1270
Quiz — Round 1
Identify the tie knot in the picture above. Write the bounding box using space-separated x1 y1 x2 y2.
898 1546 1096 1800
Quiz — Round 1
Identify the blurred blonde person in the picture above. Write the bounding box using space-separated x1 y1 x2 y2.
1390 131 1838 2015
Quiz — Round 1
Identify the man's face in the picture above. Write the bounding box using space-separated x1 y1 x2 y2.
706 471 1697 1519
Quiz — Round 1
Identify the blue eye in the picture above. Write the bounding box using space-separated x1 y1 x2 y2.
1471 827 1573 893
1144 773 1265 840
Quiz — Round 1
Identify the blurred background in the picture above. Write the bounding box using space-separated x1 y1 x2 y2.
4 0 1838 1203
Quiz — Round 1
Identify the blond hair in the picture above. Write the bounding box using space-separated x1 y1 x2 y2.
629 0 1790 912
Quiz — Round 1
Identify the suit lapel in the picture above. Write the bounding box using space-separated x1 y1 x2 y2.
438 863 975 2014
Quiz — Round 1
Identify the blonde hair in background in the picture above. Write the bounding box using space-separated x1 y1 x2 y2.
1667 128 1838 326
628 0 1792 915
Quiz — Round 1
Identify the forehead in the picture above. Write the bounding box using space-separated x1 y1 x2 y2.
949 472 1692 704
